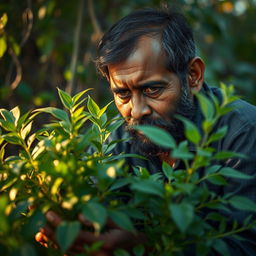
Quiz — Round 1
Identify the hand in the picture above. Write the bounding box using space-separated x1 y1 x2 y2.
35 211 146 255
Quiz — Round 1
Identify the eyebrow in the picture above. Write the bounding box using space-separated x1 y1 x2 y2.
111 80 168 93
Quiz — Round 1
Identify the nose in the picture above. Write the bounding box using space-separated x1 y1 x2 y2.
130 95 151 120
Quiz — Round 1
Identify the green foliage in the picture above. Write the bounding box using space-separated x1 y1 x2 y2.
0 84 255 255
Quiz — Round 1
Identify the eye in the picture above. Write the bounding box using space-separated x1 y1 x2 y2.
115 90 131 100
143 87 163 97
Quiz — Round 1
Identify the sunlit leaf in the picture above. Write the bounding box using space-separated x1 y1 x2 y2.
21 121 33 139
2 133 21 145
0 13 8 29
0 37 7 58
98 101 113 118
72 88 92 104
10 106 20 125
57 88 73 109
0 109 15 123
87 96 100 117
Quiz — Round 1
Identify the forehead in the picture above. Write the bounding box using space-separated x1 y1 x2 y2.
108 36 168 81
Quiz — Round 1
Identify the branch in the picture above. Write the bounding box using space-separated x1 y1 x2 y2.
88 0 103 42
5 0 33 90
66 0 85 95
8 47 22 90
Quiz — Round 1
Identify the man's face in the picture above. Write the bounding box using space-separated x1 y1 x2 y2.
108 36 194 156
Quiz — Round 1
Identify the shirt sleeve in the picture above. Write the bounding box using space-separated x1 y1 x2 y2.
217 120 256 255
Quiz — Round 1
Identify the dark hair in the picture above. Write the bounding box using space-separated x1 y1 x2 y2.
96 8 195 81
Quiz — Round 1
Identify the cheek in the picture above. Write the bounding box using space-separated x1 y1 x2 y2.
114 99 130 118
151 95 179 118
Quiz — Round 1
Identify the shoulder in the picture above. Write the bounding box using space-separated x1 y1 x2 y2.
204 84 256 131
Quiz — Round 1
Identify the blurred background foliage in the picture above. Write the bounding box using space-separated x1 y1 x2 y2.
0 0 256 114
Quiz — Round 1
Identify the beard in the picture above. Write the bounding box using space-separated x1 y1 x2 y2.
125 84 195 157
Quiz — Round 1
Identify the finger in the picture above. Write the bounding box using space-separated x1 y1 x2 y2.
40 224 55 240
45 211 62 227
35 231 48 244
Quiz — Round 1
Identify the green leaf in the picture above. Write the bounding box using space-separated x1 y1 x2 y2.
87 95 100 117
72 88 92 104
56 221 81 253
162 161 174 181
106 119 124 133
208 126 228 144
214 151 245 160
98 101 113 118
133 245 145 256
114 249 130 256
110 178 130 191
82 202 107 230
219 167 252 179
207 174 227 186
0 119 16 131
171 141 194 160
10 106 20 125
212 239 230 256
21 121 33 139
131 180 164 197
133 125 176 149
0 109 15 123
202 119 215 133
205 165 221 175
2 133 21 145
109 210 135 233
229 196 256 212
57 88 73 109
0 13 8 28
176 115 201 144
0 37 7 58
35 107 69 122
169 202 194 232
196 93 215 120
0 143 6 161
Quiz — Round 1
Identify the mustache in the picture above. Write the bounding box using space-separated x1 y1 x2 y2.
125 117 173 134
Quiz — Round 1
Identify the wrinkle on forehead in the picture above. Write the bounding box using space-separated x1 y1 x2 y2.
108 36 167 87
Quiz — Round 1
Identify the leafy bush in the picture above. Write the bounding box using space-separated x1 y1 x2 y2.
0 84 255 256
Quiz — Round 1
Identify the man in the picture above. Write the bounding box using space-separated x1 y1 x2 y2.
37 8 256 255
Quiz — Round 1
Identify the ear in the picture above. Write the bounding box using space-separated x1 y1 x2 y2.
188 57 205 92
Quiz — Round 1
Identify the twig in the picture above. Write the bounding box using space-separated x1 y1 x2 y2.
8 47 22 90
5 0 33 90
88 0 103 40
66 0 85 95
